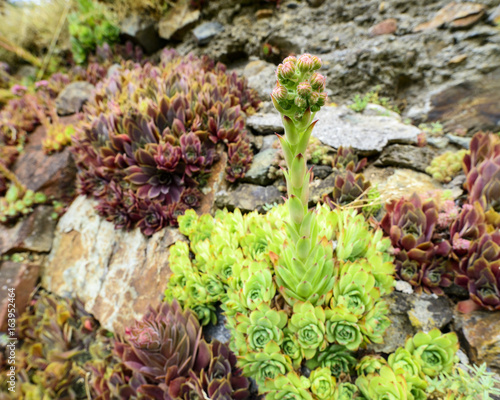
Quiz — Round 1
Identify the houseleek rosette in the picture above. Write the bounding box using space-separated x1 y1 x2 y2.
309 367 336 400
272 54 333 306
356 366 409 400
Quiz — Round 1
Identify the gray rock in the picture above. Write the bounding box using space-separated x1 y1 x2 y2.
407 293 454 333
262 135 278 151
443 174 466 200
0 206 56 254
193 22 224 45
488 5 500 24
374 144 437 173
309 173 336 205
120 14 163 54
246 131 263 152
203 306 232 344
362 103 401 121
242 60 276 100
215 184 283 213
311 165 333 180
55 82 95 116
159 1 200 40
242 148 278 185
246 112 283 135
313 106 421 155
446 133 472 149
427 136 450 149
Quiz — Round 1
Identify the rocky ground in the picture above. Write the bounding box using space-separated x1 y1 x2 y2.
1 0 500 381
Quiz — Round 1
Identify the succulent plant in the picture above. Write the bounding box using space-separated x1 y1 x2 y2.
331 146 367 173
288 302 327 359
455 231 500 310
307 344 356 378
426 150 468 183
264 371 313 400
405 328 459 378
333 382 360 400
355 354 388 376
356 365 409 400
449 202 488 258
463 131 500 176
0 290 104 399
73 50 260 235
465 154 500 213
388 348 428 391
68 0 120 64
308 367 336 400
323 170 371 209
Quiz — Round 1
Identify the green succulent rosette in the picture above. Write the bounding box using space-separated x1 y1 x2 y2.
334 382 360 400
240 261 276 310
356 354 388 376
235 304 287 354
288 302 327 359
309 367 336 400
356 365 409 400
388 348 428 391
331 261 380 317
239 342 293 386
405 328 459 378
191 303 217 326
281 329 304 369
264 371 313 400
214 247 245 283
359 300 391 345
307 345 356 378
325 306 363 351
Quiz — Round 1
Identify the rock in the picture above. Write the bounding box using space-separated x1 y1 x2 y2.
427 136 450 149
242 60 276 100
261 135 278 151
311 165 333 180
120 14 163 54
454 309 500 373
307 0 326 7
158 0 200 40
55 81 95 116
198 152 227 216
488 5 500 25
443 174 466 200
395 280 414 294
255 9 273 19
369 18 398 36
309 173 336 205
414 2 486 32
0 206 56 255
203 305 232 344
246 131 263 152
42 196 185 334
242 148 278 186
106 63 122 78
246 112 283 135
313 106 421 155
0 262 40 331
362 103 401 121
364 166 443 204
445 133 472 149
426 69 500 134
215 184 283 213
407 293 454 332
374 144 437 173
12 120 77 200
193 22 225 45
368 292 415 353
449 54 468 65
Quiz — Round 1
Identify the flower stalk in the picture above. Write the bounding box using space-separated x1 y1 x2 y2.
272 54 332 306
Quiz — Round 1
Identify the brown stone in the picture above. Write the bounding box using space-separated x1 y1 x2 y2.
454 309 500 373
198 151 228 216
427 68 500 134
256 9 273 19
158 0 200 40
12 116 77 200
0 262 40 332
0 206 57 255
369 18 397 36
42 196 185 334
448 54 468 65
414 2 485 32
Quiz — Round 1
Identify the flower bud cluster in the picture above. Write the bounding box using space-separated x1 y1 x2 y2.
273 54 328 119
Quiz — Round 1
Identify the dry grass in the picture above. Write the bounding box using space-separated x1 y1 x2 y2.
0 0 71 67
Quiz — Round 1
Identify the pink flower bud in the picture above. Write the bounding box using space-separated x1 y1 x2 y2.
83 319 93 331
316 92 328 107
297 82 312 98
273 84 288 102
311 55 322 70
11 84 27 96
294 95 307 108
283 56 297 65
277 62 295 81
310 73 326 91
297 54 314 73
309 92 320 105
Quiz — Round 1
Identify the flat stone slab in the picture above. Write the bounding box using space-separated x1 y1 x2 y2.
215 183 283 213
313 106 421 154
42 196 185 334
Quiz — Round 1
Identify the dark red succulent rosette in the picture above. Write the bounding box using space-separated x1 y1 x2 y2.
332 146 367 173
449 202 487 259
226 139 253 183
465 155 500 213
455 231 500 310
463 131 500 176
324 169 370 208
